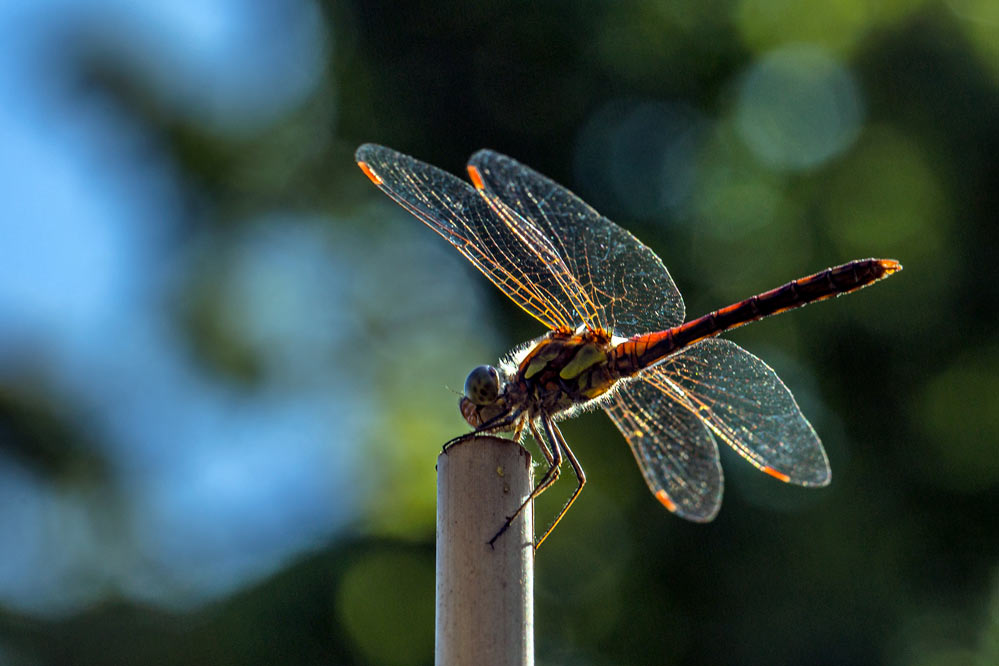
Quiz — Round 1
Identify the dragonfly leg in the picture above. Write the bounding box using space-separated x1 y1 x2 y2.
534 420 586 549
441 409 524 454
529 419 556 466
441 432 475 455
512 420 526 444
488 416 562 548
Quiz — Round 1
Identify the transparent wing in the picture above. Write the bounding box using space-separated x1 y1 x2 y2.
604 377 723 522
649 338 830 486
468 150 685 336
356 144 598 331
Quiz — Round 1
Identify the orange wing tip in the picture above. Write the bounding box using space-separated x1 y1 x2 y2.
878 259 902 275
655 489 677 512
357 161 383 185
467 165 486 190
762 466 792 483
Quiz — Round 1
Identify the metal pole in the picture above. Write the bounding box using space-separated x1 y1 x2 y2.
435 436 534 666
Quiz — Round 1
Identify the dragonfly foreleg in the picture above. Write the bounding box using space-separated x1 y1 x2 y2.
441 408 525 455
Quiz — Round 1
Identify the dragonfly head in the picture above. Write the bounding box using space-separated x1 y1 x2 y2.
460 364 507 428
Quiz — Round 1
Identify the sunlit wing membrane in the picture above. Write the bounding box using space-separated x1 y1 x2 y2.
467 165 603 331
357 144 590 332
649 338 830 486
468 150 685 336
604 377 723 521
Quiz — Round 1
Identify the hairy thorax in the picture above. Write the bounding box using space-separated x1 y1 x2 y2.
460 327 635 432
513 327 625 417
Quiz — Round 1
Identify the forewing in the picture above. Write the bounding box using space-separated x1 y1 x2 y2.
357 144 593 331
604 376 723 522
469 150 685 336
650 338 830 486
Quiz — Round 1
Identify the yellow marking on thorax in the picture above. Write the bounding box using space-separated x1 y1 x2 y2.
559 344 607 380
522 341 563 379
582 383 611 399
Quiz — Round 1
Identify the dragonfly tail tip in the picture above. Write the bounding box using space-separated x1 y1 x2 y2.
878 259 902 275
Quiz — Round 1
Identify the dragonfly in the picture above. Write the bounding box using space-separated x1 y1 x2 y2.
356 143 901 548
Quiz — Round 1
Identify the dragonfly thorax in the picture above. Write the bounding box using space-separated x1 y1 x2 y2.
460 328 626 432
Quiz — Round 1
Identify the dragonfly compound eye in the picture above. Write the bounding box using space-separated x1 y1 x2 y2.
464 365 500 405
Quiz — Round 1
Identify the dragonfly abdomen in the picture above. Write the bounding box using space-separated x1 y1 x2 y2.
614 258 901 375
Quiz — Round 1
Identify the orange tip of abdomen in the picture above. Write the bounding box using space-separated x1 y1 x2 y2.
655 489 677 512
762 466 792 483
878 259 902 274
467 165 485 190
357 161 383 185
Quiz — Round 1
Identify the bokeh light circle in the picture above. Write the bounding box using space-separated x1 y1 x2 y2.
735 45 864 171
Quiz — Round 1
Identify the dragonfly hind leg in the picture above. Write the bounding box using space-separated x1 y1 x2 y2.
488 416 563 549
535 419 586 549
